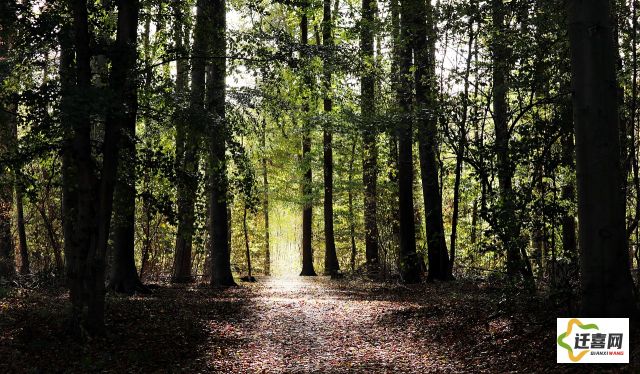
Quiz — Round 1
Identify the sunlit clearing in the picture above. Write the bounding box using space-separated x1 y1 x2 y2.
268 203 302 277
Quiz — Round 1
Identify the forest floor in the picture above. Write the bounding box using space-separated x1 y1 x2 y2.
0 275 638 373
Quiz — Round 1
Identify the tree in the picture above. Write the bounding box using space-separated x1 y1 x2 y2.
396 0 421 283
299 5 316 277
261 120 271 276
566 0 637 316
108 0 146 294
490 0 530 281
449 6 476 277
208 0 236 286
361 0 379 272
323 0 340 275
413 0 450 281
172 0 199 284
0 0 17 279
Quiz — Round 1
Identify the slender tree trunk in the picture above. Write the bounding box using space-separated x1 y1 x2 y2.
361 0 379 273
566 0 637 317
449 15 475 277
0 108 15 279
322 0 340 276
15 183 29 275
560 101 577 260
243 204 252 279
491 0 529 280
262 120 271 276
348 139 358 273
59 21 77 288
413 0 450 281
299 7 316 277
0 2 16 279
108 0 146 294
397 0 421 283
208 0 235 286
173 0 201 284
36 202 63 273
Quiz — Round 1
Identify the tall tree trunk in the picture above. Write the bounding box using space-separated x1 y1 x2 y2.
0 1 16 279
361 0 379 272
172 0 199 283
208 0 236 286
299 7 317 277
566 0 637 316
243 204 252 279
491 0 529 280
560 100 577 260
348 139 358 272
108 0 146 294
262 120 271 276
323 0 340 275
413 0 450 281
59 21 77 286
396 0 421 283
0 107 15 279
15 183 29 275
449 14 475 277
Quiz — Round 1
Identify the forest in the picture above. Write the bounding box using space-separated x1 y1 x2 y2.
1 0 639 372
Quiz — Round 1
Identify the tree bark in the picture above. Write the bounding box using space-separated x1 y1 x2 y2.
491 0 530 280
15 183 29 275
323 0 340 275
348 139 358 272
262 120 271 276
208 0 236 286
396 0 421 283
413 0 450 281
0 1 16 279
299 7 316 277
108 0 147 294
361 0 379 272
173 0 202 284
566 0 637 317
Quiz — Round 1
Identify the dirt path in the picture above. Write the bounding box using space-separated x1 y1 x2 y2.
205 277 456 372
197 276 555 373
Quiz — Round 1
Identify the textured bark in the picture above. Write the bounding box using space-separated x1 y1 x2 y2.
0 1 16 279
348 139 357 273
323 0 340 275
299 8 316 277
108 0 147 294
15 183 29 275
262 121 271 276
491 0 530 280
396 0 421 283
361 0 379 271
173 0 202 284
243 205 252 279
413 0 450 281
566 0 637 316
208 0 235 286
